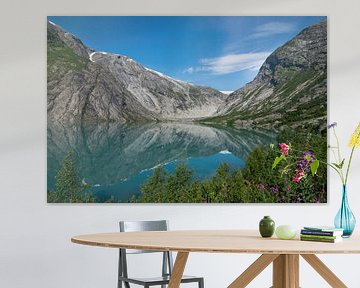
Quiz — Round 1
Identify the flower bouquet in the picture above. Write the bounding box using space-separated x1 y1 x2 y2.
272 122 360 236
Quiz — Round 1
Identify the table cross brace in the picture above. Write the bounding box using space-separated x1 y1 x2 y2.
224 253 348 288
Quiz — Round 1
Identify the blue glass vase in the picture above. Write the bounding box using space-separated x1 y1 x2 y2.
334 185 356 237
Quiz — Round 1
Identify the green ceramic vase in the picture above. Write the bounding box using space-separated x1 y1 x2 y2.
259 216 275 238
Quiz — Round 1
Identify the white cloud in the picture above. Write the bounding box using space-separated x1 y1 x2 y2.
252 21 295 38
183 67 195 74
184 52 271 75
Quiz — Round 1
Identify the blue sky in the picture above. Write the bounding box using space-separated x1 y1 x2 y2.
48 16 325 91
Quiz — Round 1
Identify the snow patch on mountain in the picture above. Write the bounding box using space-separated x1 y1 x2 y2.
89 52 97 62
220 91 234 95
145 67 172 79
124 56 135 63
89 51 110 62
145 67 189 86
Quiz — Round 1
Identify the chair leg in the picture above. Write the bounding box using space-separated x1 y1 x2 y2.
118 249 123 288
199 278 204 288
161 252 168 288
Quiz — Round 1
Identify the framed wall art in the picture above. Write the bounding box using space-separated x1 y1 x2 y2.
47 16 327 203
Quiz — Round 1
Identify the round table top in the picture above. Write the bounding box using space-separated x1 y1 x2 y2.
71 230 360 254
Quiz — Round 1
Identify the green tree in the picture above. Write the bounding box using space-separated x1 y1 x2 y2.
48 151 95 203
134 127 327 204
167 164 194 202
139 166 168 202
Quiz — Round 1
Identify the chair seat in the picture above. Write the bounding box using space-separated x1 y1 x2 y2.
119 274 203 286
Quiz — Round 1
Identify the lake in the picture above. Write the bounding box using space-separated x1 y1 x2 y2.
47 122 276 202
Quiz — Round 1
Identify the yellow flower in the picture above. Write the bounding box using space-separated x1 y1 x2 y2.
349 122 360 148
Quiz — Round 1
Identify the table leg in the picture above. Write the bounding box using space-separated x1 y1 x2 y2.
228 254 279 288
168 252 189 288
229 253 348 288
272 254 299 288
301 254 347 288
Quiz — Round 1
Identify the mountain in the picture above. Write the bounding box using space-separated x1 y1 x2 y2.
47 19 327 129
211 20 327 130
47 21 225 124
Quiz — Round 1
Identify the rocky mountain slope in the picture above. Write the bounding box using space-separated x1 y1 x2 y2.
211 20 327 130
47 21 224 123
48 19 327 129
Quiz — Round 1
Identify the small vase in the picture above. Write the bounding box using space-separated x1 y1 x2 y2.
259 216 275 238
334 185 356 237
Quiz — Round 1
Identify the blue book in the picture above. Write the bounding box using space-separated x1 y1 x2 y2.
302 226 343 236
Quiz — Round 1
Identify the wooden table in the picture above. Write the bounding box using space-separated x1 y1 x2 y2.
71 230 360 288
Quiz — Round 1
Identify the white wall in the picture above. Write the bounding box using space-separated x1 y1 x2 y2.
1 0 360 287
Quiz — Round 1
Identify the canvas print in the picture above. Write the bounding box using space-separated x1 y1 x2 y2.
47 16 327 203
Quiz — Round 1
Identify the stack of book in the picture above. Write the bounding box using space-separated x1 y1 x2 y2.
300 226 344 243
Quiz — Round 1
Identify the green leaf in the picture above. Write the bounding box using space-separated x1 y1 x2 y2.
339 159 345 169
310 160 320 176
269 143 275 149
305 154 311 161
272 155 285 169
332 162 342 169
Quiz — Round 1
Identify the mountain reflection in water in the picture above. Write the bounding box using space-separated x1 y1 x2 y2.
47 122 276 202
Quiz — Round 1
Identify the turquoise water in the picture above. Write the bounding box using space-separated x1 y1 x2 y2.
91 150 245 202
47 122 276 202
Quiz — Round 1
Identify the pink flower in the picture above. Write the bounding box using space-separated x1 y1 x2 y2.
293 169 305 183
279 143 290 156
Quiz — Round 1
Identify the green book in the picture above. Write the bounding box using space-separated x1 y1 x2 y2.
300 234 339 240
300 236 343 243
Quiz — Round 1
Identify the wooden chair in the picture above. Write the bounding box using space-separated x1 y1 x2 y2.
118 220 204 288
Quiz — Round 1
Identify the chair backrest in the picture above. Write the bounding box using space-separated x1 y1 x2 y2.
118 220 173 282
119 220 169 254
120 220 168 232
